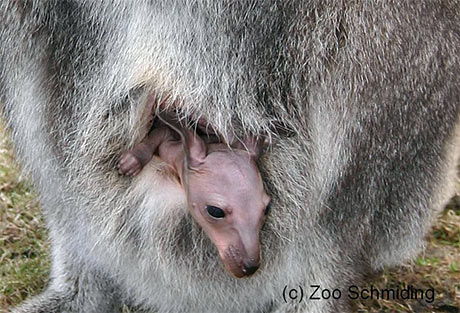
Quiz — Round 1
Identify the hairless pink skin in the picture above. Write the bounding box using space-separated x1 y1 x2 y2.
118 117 270 278
118 125 181 177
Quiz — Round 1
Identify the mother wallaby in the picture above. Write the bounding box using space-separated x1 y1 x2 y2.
1 1 459 312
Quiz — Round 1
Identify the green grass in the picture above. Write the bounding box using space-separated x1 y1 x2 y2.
352 193 460 312
0 122 459 313
0 125 50 310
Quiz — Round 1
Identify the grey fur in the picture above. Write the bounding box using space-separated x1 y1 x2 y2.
1 1 459 312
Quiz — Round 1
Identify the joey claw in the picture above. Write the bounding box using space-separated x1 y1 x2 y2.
118 151 142 176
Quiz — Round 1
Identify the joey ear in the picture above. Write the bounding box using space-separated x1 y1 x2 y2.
233 136 265 160
183 129 207 168
156 113 207 169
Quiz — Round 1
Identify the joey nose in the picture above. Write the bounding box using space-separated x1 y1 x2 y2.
242 261 260 276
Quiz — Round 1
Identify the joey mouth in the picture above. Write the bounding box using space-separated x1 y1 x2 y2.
220 245 261 278
221 245 245 278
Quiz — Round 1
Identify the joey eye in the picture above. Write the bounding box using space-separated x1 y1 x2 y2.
206 205 225 219
264 203 271 215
